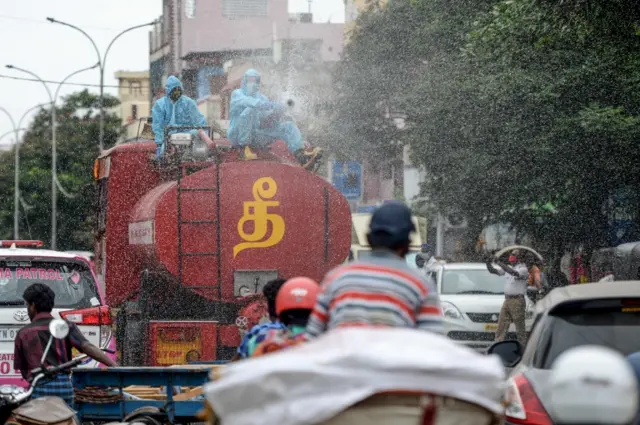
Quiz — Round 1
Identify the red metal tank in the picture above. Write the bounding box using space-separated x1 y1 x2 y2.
128 158 351 301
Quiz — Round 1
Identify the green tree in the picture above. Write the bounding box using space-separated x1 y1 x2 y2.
328 0 640 257
0 90 120 249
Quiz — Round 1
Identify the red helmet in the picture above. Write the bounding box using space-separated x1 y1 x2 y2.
275 277 319 315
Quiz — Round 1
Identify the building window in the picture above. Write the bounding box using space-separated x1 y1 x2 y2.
222 0 268 17
131 105 138 120
130 81 142 95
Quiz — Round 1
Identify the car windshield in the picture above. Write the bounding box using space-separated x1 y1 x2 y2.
539 302 640 369
358 250 422 268
441 269 504 295
0 260 100 309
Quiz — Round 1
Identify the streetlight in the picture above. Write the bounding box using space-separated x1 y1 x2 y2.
0 128 27 141
5 64 99 250
0 103 49 239
46 17 157 153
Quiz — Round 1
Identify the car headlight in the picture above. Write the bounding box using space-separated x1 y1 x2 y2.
441 301 464 320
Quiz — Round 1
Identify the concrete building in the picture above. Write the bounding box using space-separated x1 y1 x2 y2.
114 71 151 141
149 0 343 104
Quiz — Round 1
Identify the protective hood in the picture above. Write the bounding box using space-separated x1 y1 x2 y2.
241 69 261 95
165 75 184 96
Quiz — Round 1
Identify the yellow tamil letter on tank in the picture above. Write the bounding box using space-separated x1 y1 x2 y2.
233 177 285 258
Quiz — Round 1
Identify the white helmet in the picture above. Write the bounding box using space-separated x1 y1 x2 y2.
549 345 638 425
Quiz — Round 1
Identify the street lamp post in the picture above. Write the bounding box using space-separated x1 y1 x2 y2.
0 103 49 239
46 17 157 153
0 128 28 141
0 107 18 239
6 64 99 250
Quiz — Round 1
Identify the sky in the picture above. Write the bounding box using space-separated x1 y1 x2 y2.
0 0 344 149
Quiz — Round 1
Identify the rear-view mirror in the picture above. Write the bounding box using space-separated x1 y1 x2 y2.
487 340 523 368
49 319 70 340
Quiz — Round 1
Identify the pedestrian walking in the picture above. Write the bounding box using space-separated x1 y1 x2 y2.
486 250 529 346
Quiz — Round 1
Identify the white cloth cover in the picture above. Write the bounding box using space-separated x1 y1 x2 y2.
204 327 506 425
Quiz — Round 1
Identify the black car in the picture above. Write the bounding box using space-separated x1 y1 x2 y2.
488 281 640 425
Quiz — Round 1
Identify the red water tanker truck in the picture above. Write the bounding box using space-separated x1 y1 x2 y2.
92 128 351 365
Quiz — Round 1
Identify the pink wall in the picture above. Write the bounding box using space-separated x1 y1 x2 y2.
179 1 343 59
181 0 283 53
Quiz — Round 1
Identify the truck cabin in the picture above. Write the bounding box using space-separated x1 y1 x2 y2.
348 213 427 267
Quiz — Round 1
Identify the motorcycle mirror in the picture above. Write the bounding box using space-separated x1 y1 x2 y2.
49 319 70 340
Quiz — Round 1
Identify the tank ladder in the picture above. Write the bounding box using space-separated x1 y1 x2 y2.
176 154 223 300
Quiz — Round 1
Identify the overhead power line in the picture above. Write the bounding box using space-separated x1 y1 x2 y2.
0 74 149 89
0 14 126 32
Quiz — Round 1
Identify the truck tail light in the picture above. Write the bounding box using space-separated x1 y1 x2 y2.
505 374 552 425
60 306 113 348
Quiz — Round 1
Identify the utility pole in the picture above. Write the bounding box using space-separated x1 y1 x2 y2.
436 212 445 257
6 65 98 249
47 17 157 153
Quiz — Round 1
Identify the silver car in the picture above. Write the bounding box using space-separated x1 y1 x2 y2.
488 281 640 424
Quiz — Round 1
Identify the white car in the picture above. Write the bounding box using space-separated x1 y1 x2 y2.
425 262 535 349
0 240 115 390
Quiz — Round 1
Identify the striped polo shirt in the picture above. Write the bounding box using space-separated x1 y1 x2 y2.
306 249 443 337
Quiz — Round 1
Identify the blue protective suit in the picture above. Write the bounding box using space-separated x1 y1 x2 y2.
227 69 304 153
152 76 207 158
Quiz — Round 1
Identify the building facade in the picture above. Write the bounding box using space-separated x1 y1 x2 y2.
114 71 151 142
149 0 343 103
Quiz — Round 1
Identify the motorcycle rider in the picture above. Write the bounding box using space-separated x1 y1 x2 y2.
232 278 288 361
549 345 638 425
627 352 640 425
251 277 319 357
14 283 117 407
306 201 443 337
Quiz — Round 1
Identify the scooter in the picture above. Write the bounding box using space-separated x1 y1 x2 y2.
1 319 110 425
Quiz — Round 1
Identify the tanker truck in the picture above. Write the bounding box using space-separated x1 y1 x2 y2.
89 128 352 365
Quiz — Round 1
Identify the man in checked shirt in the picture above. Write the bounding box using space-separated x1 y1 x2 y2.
14 283 116 407
306 201 443 337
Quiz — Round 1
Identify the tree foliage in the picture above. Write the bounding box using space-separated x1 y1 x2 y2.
330 0 640 253
0 90 120 249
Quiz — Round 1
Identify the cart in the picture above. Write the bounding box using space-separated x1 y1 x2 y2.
73 363 224 423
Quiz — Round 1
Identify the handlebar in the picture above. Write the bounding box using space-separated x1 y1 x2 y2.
30 348 115 378
19 347 116 404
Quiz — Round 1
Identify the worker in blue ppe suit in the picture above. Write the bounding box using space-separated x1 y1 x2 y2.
227 69 321 167
152 76 207 159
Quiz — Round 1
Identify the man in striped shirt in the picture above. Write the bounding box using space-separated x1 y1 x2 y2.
306 201 443 337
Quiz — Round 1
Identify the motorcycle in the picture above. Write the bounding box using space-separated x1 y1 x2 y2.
1 319 109 425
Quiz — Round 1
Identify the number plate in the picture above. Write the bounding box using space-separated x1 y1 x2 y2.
484 323 498 331
0 328 20 342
